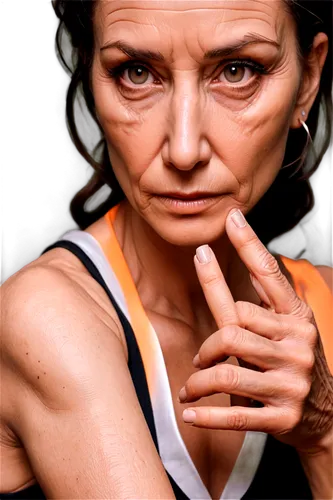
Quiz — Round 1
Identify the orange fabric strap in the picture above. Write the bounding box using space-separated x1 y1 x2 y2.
102 205 158 393
281 256 333 373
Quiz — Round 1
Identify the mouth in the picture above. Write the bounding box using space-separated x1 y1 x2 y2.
156 191 221 200
154 192 223 214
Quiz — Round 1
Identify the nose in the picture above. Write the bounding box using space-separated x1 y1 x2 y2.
161 81 212 171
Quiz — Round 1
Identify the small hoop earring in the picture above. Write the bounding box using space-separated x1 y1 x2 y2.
281 116 312 177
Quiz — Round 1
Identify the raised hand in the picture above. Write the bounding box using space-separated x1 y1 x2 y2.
179 209 333 453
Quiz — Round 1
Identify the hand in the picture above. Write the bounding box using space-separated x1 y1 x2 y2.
179 209 333 453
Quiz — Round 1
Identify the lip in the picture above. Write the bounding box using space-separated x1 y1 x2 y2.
156 191 220 200
154 192 223 214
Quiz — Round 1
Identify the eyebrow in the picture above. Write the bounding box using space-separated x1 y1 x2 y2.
204 33 280 59
100 33 280 61
101 40 165 61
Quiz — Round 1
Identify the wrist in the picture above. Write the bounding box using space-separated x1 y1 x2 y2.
297 428 333 457
297 431 333 500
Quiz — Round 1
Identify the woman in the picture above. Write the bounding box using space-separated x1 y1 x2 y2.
1 0 332 498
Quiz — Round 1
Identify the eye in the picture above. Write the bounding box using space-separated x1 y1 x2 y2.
123 64 154 85
217 63 257 84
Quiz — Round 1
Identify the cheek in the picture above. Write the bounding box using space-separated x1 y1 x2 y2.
92 65 154 178
208 73 299 207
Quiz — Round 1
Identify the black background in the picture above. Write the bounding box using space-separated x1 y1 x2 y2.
1 2 333 279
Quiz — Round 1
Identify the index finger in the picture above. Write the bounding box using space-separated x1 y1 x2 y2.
225 209 311 319
194 245 239 328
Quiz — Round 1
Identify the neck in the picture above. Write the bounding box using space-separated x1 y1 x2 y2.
114 200 255 332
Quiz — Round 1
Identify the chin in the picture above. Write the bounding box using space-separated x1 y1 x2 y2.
144 211 229 248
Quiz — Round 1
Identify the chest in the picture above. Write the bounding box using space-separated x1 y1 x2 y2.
147 310 247 499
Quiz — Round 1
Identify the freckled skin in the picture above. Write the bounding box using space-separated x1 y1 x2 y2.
92 0 302 249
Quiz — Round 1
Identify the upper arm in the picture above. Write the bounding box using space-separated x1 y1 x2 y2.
1 266 174 499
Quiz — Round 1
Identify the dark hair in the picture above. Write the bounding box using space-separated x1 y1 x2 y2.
52 0 332 244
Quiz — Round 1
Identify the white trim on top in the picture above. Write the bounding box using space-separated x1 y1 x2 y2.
60 229 130 321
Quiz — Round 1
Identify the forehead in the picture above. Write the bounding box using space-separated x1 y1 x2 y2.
94 0 288 52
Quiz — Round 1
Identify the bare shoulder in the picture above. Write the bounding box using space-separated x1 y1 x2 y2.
316 265 333 293
1 248 126 350
1 259 127 410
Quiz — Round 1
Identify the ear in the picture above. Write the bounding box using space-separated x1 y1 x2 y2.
290 32 329 129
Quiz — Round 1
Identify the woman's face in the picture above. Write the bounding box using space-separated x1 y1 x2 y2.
92 0 304 246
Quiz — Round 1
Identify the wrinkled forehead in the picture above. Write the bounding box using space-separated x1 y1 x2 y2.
94 0 290 57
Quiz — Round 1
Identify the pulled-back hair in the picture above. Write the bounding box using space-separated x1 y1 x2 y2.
52 0 332 244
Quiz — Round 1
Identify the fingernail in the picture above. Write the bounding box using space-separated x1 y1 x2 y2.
196 245 211 264
230 210 247 228
193 354 200 368
178 386 187 403
183 409 196 423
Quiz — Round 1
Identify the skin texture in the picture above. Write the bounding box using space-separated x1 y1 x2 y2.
0 1 332 498
93 0 322 251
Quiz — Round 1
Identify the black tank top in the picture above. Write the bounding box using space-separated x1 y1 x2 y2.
0 240 312 500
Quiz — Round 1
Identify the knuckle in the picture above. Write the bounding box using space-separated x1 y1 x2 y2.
221 325 240 348
216 303 237 327
299 378 312 400
303 305 314 322
212 333 226 359
240 234 261 252
201 272 222 288
280 376 299 401
284 385 298 402
236 301 257 325
206 407 215 427
279 319 295 338
303 323 318 346
212 365 225 389
299 348 316 372
214 365 240 391
227 410 248 431
285 376 311 402
258 251 281 277
292 300 313 321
